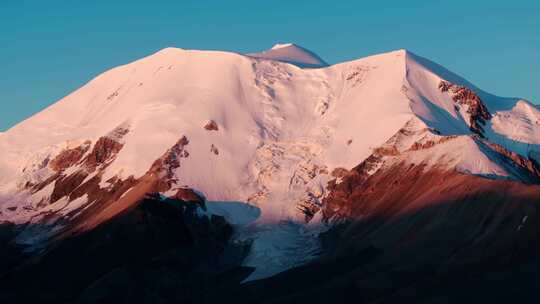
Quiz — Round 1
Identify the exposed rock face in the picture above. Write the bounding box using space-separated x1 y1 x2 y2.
330 167 349 179
10 133 195 252
84 136 124 171
296 192 321 222
323 118 540 221
49 141 91 172
172 187 205 205
439 80 492 136
478 138 540 182
150 136 190 192
408 135 457 151
49 171 89 203
210 144 219 155
204 120 219 131
63 135 193 235
30 135 126 206
17 124 134 215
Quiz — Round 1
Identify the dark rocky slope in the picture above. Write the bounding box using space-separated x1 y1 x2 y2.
2 164 540 303
0 194 252 304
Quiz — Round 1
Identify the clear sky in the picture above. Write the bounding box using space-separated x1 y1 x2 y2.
1 0 539 131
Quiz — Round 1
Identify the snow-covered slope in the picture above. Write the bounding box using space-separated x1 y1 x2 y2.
247 43 328 68
0 45 538 279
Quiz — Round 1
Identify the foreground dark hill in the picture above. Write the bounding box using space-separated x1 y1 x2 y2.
0 194 251 303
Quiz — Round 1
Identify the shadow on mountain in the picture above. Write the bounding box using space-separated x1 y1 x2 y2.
205 200 261 226
208 187 540 304
0 194 256 304
415 95 471 135
2 175 540 303
485 121 540 162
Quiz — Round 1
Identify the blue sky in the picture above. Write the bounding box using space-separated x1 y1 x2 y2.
1 0 539 131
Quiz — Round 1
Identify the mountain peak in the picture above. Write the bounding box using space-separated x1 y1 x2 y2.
1 40 538 295
270 43 295 50
247 43 328 68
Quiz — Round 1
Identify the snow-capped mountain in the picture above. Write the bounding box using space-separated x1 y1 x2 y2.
1 43 539 283
247 43 328 68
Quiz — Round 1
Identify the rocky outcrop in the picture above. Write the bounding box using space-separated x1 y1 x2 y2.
150 136 190 192
171 187 205 206
20 122 134 210
296 192 322 222
323 117 540 221
62 135 193 235
29 135 126 205
330 167 349 179
49 141 91 172
439 80 492 136
479 138 540 182
408 135 457 151
83 136 124 171
204 120 219 131
80 124 130 172
12 133 193 247
49 171 89 203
